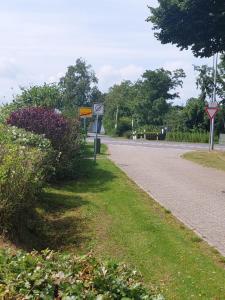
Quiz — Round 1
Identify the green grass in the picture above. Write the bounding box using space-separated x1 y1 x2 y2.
35 144 225 299
183 151 225 172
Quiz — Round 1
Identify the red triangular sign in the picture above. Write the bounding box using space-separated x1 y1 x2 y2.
206 107 219 119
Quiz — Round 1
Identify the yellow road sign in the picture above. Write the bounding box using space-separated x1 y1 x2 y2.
79 107 93 118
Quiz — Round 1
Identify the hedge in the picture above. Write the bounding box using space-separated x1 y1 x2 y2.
0 250 163 299
0 143 47 240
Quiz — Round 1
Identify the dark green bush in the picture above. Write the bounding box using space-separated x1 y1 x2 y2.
54 118 82 180
116 117 132 137
123 130 133 139
0 144 47 240
0 250 163 299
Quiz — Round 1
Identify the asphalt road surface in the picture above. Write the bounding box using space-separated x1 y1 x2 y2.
90 135 225 256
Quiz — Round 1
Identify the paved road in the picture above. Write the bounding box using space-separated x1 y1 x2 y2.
93 136 225 256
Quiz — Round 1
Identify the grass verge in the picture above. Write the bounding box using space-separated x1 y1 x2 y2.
183 151 225 172
32 145 225 299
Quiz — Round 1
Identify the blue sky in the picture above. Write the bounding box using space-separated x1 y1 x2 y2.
0 0 211 104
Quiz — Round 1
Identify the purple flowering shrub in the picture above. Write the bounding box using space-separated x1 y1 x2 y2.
7 107 69 150
7 107 81 179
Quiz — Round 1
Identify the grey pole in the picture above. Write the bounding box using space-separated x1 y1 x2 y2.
210 53 219 151
84 117 87 142
115 106 119 129
94 114 99 162
210 118 215 151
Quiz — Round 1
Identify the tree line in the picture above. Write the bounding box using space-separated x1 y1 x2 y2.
1 55 225 137
2 0 225 138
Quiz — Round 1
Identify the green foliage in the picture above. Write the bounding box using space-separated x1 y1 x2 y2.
164 106 186 132
104 69 185 135
194 57 225 101
0 250 160 299
0 143 47 240
0 125 52 151
55 119 82 180
59 58 98 109
116 117 132 137
182 98 209 132
148 0 225 57
103 80 136 134
15 83 63 109
166 131 218 144
0 102 22 124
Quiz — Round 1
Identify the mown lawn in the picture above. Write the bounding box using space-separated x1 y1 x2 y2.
183 151 225 172
38 145 225 299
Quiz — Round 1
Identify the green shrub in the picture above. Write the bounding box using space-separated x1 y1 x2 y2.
54 119 82 180
166 131 217 143
116 117 132 137
0 250 163 299
0 125 57 180
0 102 22 124
0 144 47 240
123 130 133 139
0 125 52 151
7 106 82 180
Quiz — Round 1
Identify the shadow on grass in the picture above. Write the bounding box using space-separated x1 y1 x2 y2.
17 156 115 252
54 159 116 194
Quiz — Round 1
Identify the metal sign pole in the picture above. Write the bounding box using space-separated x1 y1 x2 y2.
210 53 218 151
84 117 87 142
210 118 215 151
94 114 99 162
209 119 212 151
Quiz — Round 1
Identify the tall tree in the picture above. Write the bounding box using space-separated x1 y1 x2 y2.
59 58 98 109
15 83 62 109
148 0 225 57
194 56 225 101
104 81 137 134
136 68 185 126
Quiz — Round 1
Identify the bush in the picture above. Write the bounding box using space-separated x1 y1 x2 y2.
123 130 133 139
116 117 132 137
0 250 163 299
55 119 82 179
0 143 47 240
0 125 56 180
0 125 52 151
166 131 218 143
7 107 82 180
7 107 69 150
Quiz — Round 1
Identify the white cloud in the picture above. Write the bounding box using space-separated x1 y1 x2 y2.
97 64 144 91
0 57 21 79
47 72 64 84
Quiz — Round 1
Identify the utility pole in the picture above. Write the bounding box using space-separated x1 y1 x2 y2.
209 53 219 151
115 106 119 130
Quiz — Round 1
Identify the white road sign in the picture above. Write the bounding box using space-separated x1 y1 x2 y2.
93 103 104 115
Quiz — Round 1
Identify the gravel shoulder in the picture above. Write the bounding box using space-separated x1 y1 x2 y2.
108 144 225 256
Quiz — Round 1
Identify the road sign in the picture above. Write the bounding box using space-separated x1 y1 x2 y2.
205 106 219 120
93 103 104 115
79 107 93 118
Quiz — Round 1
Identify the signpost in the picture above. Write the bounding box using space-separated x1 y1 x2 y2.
205 53 219 151
79 107 93 141
93 103 104 162
206 102 219 151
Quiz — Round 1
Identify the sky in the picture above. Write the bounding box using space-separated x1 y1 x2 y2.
0 0 212 105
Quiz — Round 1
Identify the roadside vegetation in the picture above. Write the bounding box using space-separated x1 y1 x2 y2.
0 66 161 298
183 151 225 172
0 2 225 297
23 144 225 299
